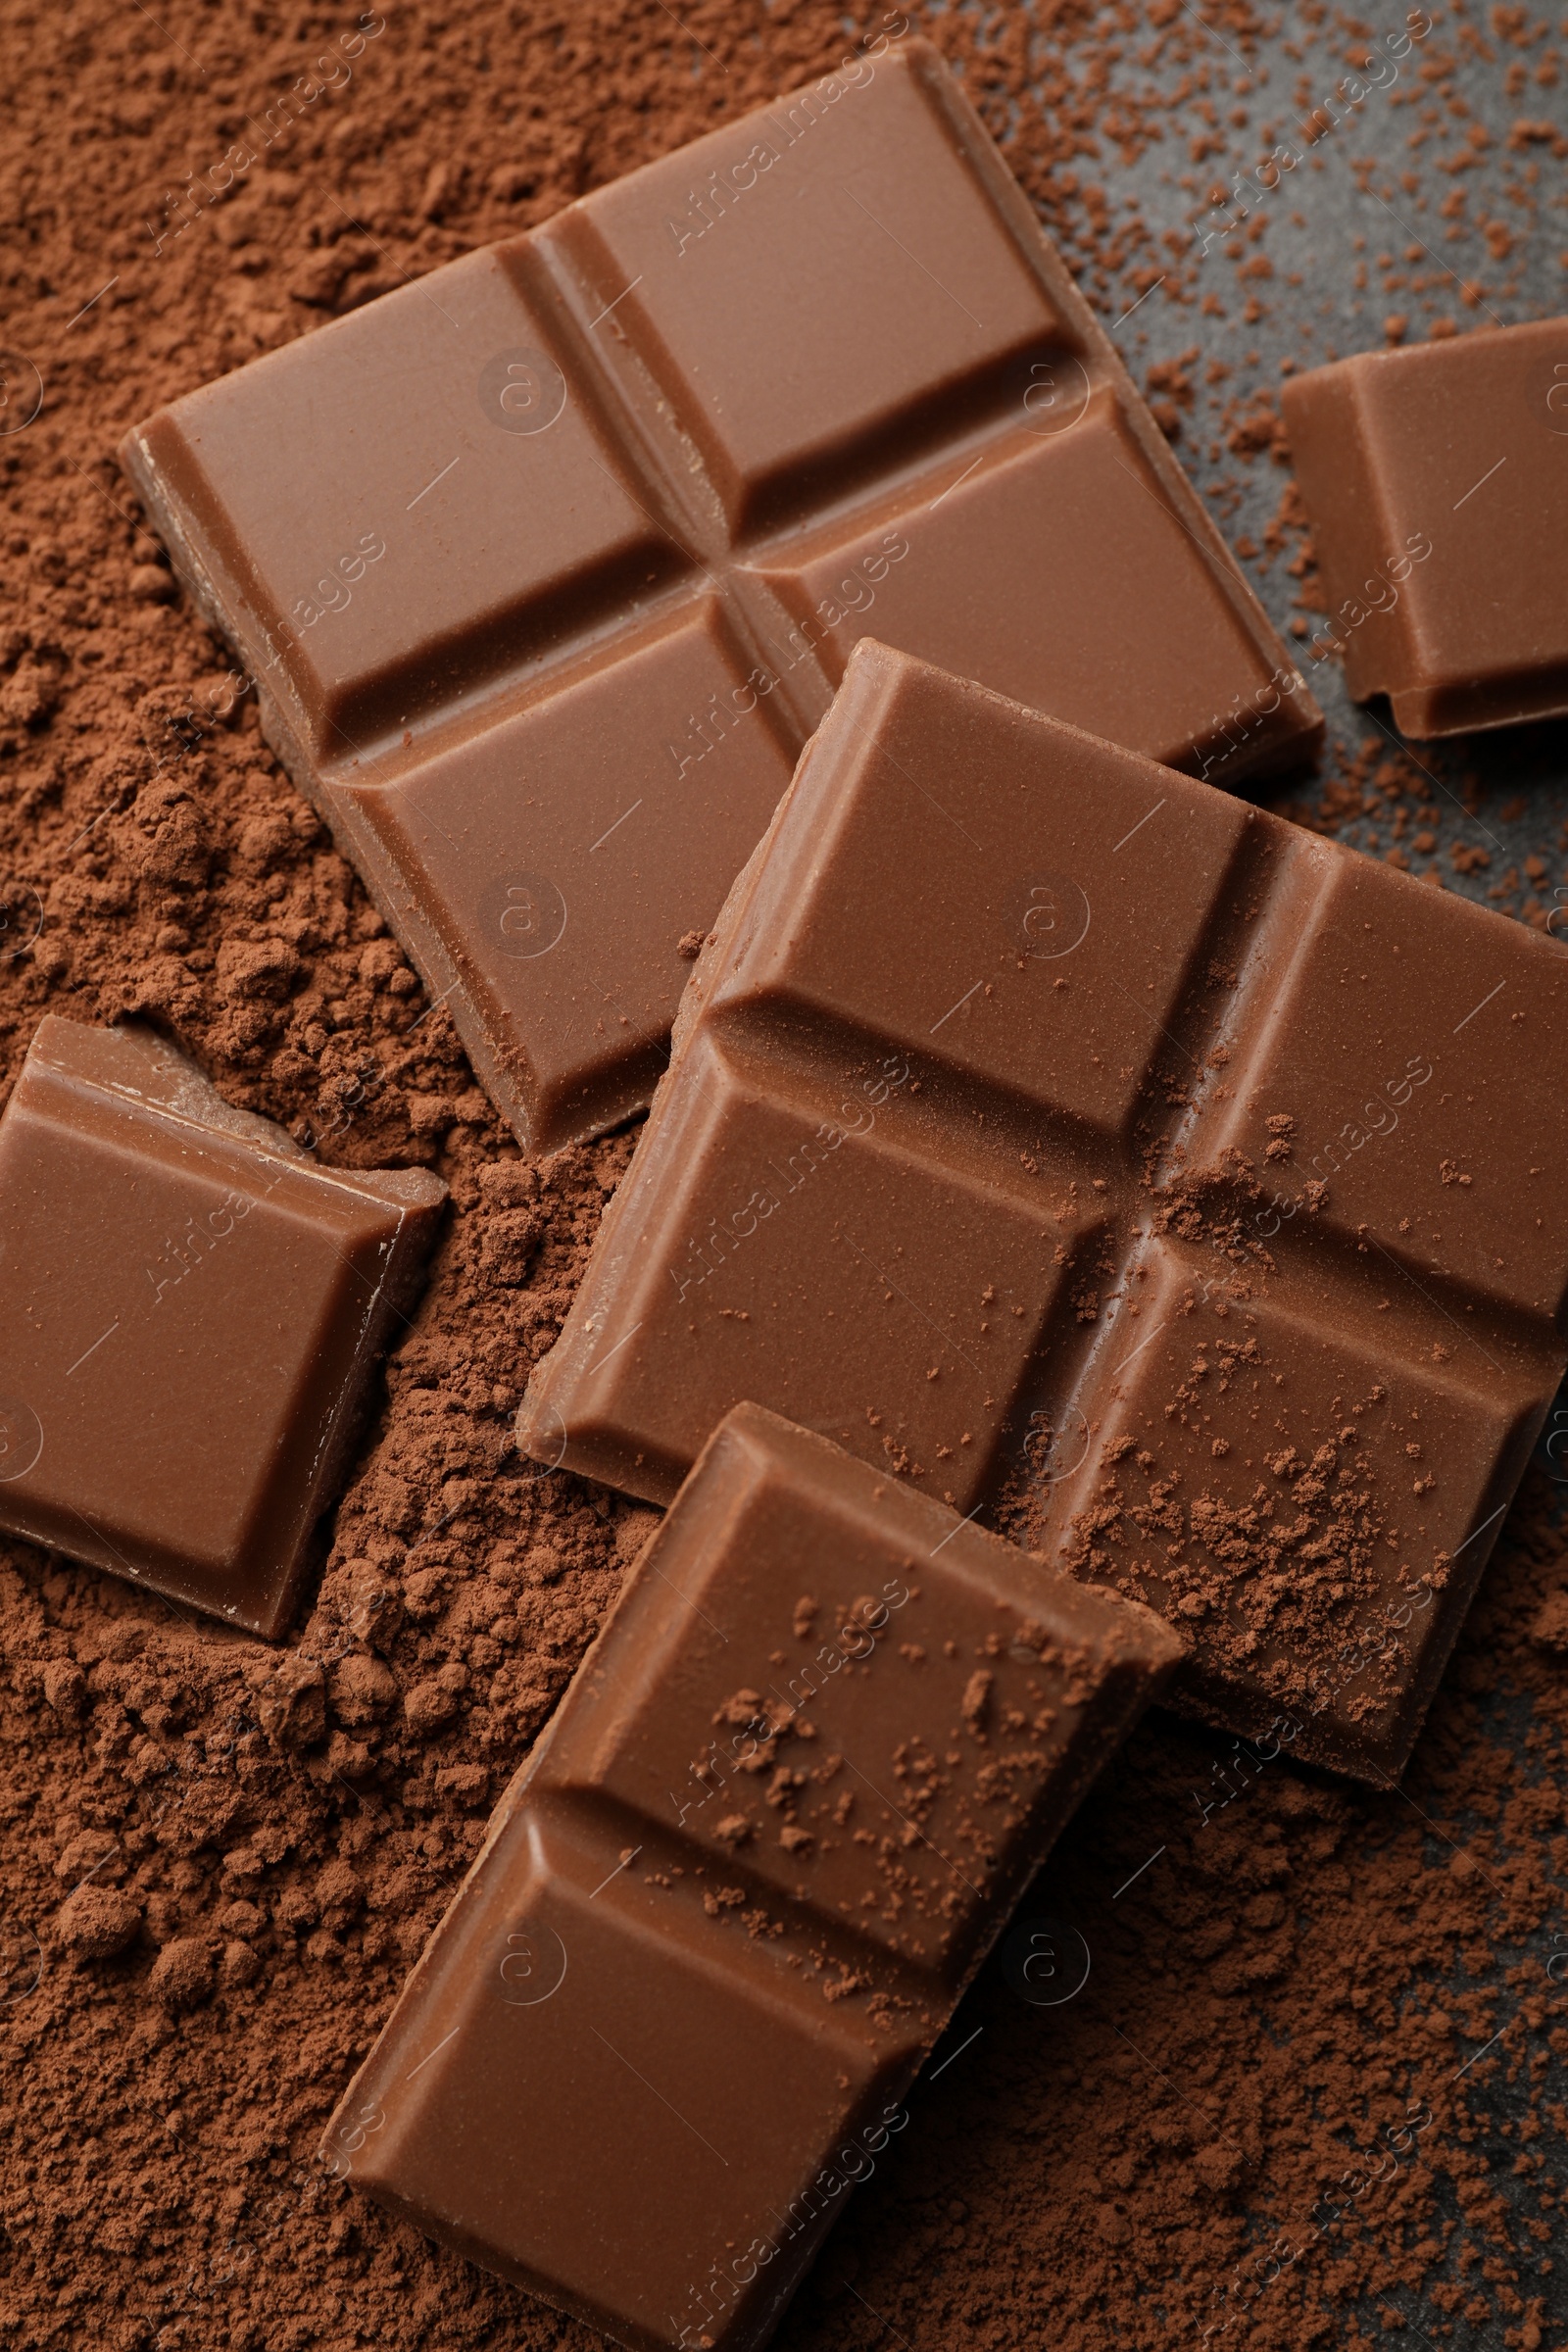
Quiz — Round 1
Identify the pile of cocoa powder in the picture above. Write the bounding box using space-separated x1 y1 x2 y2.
1 3 1565 2349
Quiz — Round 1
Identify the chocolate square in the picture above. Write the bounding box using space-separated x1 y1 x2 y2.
0 1018 444 1635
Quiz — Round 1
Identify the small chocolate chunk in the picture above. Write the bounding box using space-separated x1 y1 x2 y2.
0 1016 445 1637
1282 319 1568 736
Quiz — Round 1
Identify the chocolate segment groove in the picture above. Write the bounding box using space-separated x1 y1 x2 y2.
520 641 1568 1783
121 38 1319 1156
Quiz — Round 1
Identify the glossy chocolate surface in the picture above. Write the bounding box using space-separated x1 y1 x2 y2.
326 1403 1177 2352
1282 318 1568 737
519 641 1568 1783
0 1016 445 1636
122 39 1318 1155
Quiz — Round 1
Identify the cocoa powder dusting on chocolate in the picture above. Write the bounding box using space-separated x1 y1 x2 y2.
1 4 1565 2350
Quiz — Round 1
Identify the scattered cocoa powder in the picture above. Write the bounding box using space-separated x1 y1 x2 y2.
1 4 1565 2351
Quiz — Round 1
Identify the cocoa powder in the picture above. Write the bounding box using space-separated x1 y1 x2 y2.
1 4 1565 2350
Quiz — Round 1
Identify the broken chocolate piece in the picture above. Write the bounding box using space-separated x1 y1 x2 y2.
0 1016 445 1637
1282 318 1568 736
325 1402 1177 2351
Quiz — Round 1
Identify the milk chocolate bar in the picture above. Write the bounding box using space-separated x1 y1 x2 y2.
1282 318 1568 736
325 1403 1178 2351
518 641 1568 1784
0 1017 445 1636
120 37 1318 1158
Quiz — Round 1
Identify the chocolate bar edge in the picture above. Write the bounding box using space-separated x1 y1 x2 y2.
119 425 562 1152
